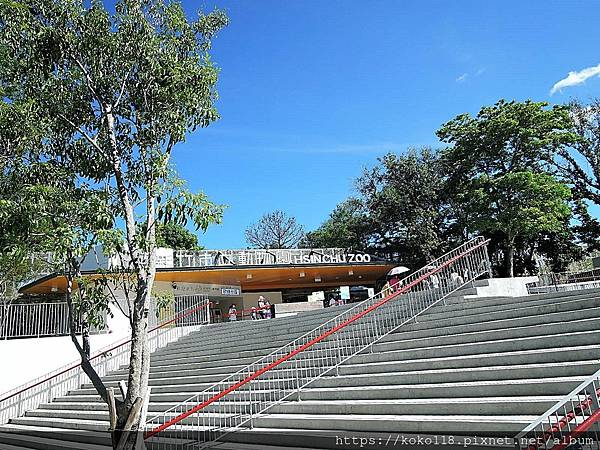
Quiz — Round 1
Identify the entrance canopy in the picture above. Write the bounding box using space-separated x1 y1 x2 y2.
20 248 396 295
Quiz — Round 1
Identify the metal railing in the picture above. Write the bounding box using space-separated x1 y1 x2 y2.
515 368 600 450
0 295 211 425
144 236 491 447
0 302 106 339
527 270 600 294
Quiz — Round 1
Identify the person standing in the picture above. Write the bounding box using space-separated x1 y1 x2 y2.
389 276 400 292
430 272 440 290
264 300 272 319
328 294 336 307
228 304 237 322
257 296 266 319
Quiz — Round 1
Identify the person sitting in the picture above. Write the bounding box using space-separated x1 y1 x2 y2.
264 300 272 319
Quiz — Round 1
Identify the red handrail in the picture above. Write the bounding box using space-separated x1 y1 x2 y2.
551 408 600 450
229 304 272 318
0 299 211 403
144 239 489 439
524 389 600 450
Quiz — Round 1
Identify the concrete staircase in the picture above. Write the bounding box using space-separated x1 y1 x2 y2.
226 288 600 449
0 305 352 449
1 288 599 449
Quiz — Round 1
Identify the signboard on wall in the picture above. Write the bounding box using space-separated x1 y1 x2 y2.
173 248 378 268
340 286 351 300
312 291 325 301
154 281 242 298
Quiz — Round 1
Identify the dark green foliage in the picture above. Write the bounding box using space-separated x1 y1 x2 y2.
307 100 587 276
0 1 228 444
356 148 449 267
156 222 201 250
302 199 369 251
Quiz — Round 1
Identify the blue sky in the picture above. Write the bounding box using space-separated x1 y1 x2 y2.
171 0 600 249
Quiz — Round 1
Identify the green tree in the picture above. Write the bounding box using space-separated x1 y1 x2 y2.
438 99 580 275
551 99 600 252
555 99 600 206
156 222 202 250
301 198 369 250
0 1 227 447
437 99 578 179
470 171 572 277
356 148 449 267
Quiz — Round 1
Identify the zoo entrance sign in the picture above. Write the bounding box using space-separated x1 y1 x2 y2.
173 248 374 268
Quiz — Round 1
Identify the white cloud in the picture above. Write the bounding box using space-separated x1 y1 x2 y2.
475 67 486 76
456 73 468 82
550 63 600 95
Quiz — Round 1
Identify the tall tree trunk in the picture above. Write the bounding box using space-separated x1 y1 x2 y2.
116 196 157 449
505 239 515 278
104 107 151 448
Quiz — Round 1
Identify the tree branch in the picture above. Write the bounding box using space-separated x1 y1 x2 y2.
113 66 133 110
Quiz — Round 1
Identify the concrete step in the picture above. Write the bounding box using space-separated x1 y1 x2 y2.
40 400 252 414
107 361 249 381
253 413 537 436
418 293 600 323
426 289 598 313
369 329 600 360
388 297 600 338
342 344 600 373
298 376 586 400
24 408 237 425
313 360 600 388
4 284 600 450
174 316 334 344
71 377 297 396
0 423 112 447
55 389 279 404
150 354 260 370
447 287 599 306
388 305 600 342
269 397 558 416
157 336 306 359
8 417 110 434
0 429 111 450
215 428 515 450
381 317 600 350
150 348 275 366
186 441 325 450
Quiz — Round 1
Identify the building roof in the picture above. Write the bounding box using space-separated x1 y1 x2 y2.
20 249 396 294
20 263 394 294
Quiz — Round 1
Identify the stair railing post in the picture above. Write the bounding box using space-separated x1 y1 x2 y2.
294 357 301 401
248 384 253 429
17 392 22 418
334 320 342 376
47 375 53 403
589 384 600 433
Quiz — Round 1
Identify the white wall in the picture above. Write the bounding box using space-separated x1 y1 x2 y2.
466 276 539 298
0 301 130 394
0 329 130 394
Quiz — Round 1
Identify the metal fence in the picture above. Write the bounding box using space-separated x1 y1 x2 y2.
0 295 211 425
515 368 600 450
527 270 600 294
144 237 491 447
0 302 106 339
